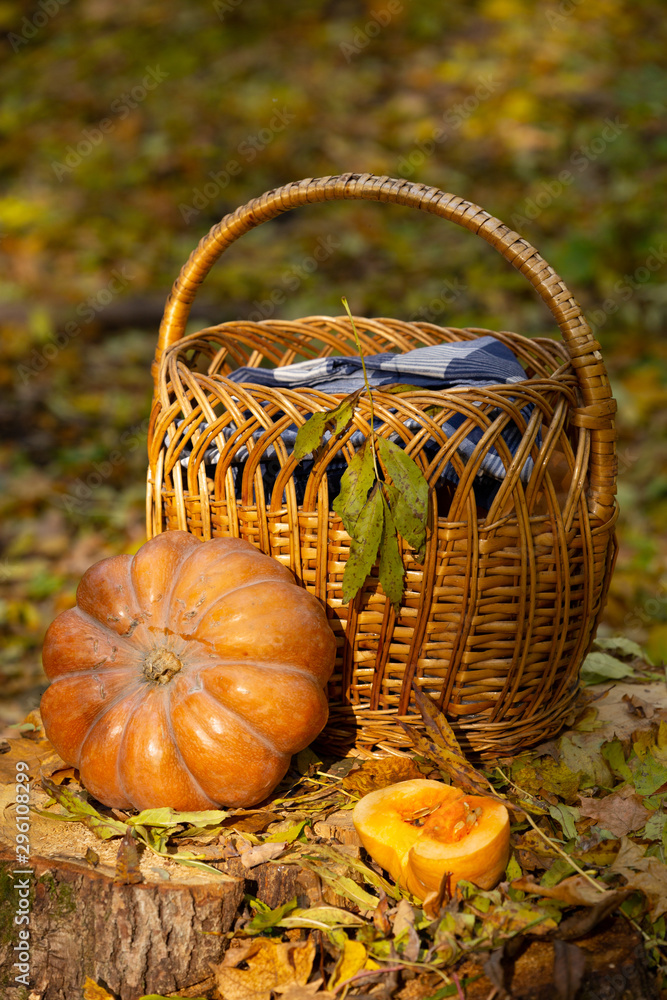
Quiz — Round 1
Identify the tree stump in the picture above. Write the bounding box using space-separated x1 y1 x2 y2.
0 848 328 1000
0 736 350 999
0 852 244 1000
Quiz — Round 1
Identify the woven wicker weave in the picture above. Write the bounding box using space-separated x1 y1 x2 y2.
146 173 618 758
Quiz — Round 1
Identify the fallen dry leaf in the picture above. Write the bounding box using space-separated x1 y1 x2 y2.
623 693 655 719
556 889 634 940
275 977 326 999
16 708 45 740
342 755 423 796
552 939 587 1000
401 686 495 798
577 785 652 838
0 735 65 784
114 830 143 885
611 836 667 920
222 810 280 834
82 977 115 1000
239 841 288 868
590 682 667 740
212 937 316 1000
392 898 420 961
511 874 607 907
328 936 379 991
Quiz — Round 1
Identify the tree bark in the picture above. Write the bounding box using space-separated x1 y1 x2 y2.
0 846 332 1000
1 852 247 1000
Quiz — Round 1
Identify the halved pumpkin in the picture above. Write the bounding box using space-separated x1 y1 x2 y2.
352 778 510 900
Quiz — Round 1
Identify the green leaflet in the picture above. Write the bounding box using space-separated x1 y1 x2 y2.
341 482 384 604
548 803 580 841
129 807 229 828
376 435 429 545
374 383 423 395
506 854 523 882
540 859 577 887
602 739 634 784
39 777 128 840
383 482 426 560
580 651 635 685
278 906 366 930
263 818 309 843
379 491 405 610
293 388 362 461
631 752 667 797
322 874 380 911
593 636 646 660
246 896 299 934
332 437 375 536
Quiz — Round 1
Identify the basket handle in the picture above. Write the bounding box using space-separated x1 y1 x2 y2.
155 172 617 519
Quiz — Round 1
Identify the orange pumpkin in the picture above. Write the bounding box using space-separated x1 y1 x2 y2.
353 779 510 900
40 531 336 811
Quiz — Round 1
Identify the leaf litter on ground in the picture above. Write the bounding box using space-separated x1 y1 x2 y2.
5 640 667 996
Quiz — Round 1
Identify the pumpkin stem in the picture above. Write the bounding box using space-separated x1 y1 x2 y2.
143 648 183 684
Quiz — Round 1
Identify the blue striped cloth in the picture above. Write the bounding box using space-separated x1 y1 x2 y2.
228 336 526 394
174 336 534 507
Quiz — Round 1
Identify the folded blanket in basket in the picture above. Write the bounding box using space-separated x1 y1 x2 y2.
172 336 534 509
227 335 526 393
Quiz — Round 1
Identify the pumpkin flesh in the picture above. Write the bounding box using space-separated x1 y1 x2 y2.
352 779 510 900
40 531 335 811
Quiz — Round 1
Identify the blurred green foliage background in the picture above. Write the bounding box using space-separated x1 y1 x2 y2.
1 0 666 726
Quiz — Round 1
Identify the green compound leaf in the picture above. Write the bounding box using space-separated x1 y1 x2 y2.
379 491 404 610
292 301 432 608
293 388 362 461
332 437 375 536
341 482 384 604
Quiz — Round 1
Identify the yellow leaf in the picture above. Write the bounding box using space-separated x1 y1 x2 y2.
328 938 378 992
82 978 115 1000
657 719 667 750
212 938 315 1000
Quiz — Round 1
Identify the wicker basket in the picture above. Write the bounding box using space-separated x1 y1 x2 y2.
146 173 618 758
